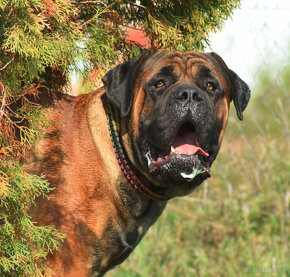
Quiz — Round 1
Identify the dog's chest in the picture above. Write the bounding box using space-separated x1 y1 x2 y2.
89 184 167 276
90 218 146 276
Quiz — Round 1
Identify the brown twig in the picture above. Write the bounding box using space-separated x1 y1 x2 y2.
2 7 14 28
0 87 7 125
0 57 14 71
70 0 107 6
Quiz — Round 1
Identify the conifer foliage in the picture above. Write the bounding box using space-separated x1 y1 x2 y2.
0 0 240 275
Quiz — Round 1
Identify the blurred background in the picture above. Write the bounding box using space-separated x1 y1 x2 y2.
108 0 289 276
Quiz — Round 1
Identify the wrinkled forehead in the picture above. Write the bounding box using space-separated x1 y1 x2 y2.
139 51 229 86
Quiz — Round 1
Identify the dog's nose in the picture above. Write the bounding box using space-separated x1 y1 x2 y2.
174 88 204 103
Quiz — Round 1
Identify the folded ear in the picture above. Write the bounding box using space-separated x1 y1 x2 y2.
102 49 157 117
208 52 251 121
228 69 251 120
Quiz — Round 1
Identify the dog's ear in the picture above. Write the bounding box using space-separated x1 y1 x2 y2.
208 52 251 121
228 69 251 121
102 49 157 117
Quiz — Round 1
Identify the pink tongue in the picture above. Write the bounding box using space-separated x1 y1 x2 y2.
172 129 209 157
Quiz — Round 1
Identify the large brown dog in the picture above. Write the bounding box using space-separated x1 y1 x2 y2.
26 49 250 276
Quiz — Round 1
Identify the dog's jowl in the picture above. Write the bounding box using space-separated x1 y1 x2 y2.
26 50 250 276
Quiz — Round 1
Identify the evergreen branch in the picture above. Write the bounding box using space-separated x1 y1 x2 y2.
0 57 14 71
80 5 113 27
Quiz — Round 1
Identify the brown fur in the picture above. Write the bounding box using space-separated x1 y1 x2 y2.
27 89 133 276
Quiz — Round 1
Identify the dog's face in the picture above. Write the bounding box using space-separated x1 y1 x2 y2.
103 50 250 196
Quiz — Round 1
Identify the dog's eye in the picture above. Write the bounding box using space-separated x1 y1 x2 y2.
155 80 165 88
206 82 215 91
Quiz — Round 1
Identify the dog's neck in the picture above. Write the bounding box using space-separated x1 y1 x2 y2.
106 103 170 201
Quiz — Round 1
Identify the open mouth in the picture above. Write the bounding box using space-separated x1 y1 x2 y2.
145 122 211 180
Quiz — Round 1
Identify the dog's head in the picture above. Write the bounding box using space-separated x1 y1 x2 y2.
103 49 250 196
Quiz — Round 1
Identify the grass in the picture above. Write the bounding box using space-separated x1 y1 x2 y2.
108 68 290 276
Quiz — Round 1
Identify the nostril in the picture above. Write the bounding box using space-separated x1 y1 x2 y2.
180 91 188 101
175 91 189 101
192 91 203 102
174 88 204 103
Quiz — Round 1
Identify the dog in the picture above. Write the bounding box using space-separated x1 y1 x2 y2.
25 49 250 276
